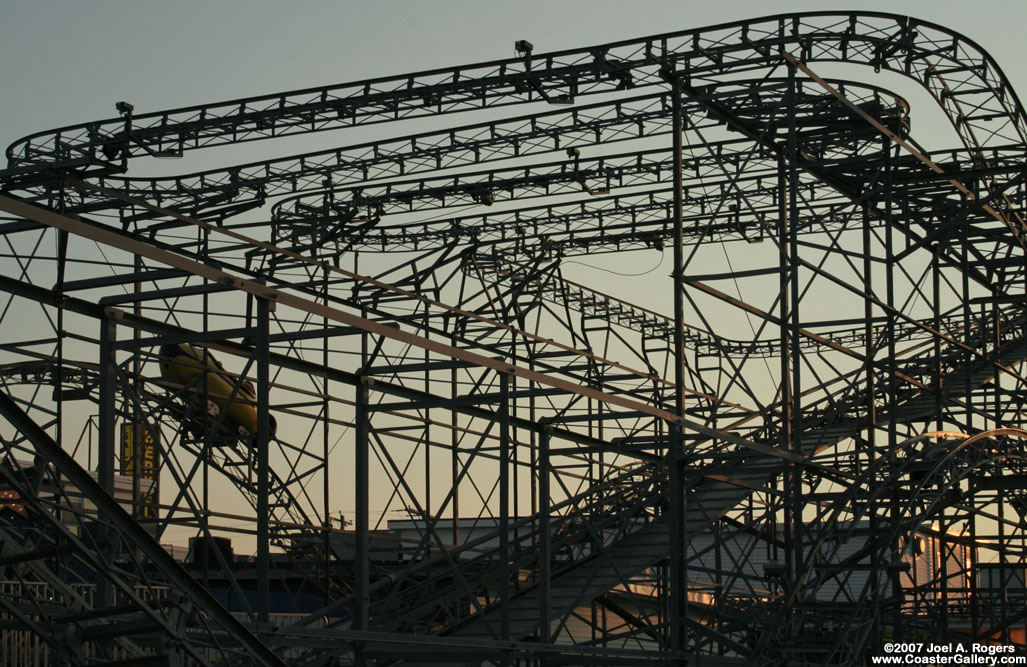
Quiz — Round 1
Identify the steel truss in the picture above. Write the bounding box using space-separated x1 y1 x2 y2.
1 10 1027 666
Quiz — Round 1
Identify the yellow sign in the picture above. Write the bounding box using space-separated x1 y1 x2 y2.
120 423 160 519
120 423 158 479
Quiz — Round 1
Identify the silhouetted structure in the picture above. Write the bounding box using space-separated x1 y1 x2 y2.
1 11 1026 665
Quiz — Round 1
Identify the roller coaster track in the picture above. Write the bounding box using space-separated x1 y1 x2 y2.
7 13 1026 163
371 308 1027 650
0 357 323 550
2 10 1027 666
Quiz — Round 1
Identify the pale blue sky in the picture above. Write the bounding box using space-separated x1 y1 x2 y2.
3 1 1027 154
1 0 1022 362
2 0 1024 541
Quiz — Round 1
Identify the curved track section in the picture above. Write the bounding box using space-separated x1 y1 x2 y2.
1 11 1027 666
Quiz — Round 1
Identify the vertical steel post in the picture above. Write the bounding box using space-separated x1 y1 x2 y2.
669 74 687 658
323 267 332 597
98 313 117 506
881 138 899 640
862 204 877 471
131 253 143 521
201 237 211 590
451 335 461 548
775 108 793 617
765 146 788 602
512 339 521 562
991 300 1000 433
256 296 271 624
774 62 803 643
55 223 68 454
97 310 117 620
499 372 511 648
538 426 551 643
960 202 972 435
424 310 431 533
932 252 942 432
355 378 370 636
785 56 804 602
882 139 898 444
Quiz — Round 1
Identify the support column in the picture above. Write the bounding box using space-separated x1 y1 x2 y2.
862 204 877 474
354 378 370 640
97 312 118 509
256 296 271 624
97 309 118 627
451 334 461 548
669 75 688 658
323 267 332 596
786 60 804 600
499 373 511 649
538 426 551 643
777 62 803 633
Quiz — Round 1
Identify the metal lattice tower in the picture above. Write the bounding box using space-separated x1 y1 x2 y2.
1 11 1026 666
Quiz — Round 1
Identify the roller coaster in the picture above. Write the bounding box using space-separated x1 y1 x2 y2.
1 11 1026 665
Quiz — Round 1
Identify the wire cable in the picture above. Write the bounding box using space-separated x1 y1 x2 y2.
561 249 665 277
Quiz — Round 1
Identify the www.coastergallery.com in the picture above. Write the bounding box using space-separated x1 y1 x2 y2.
871 644 1026 666
872 657 1026 666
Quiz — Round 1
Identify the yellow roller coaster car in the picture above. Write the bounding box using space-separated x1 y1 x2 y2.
157 343 276 437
